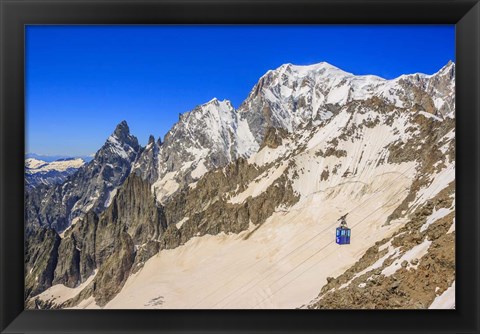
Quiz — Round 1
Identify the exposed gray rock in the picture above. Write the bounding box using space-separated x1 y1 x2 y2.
58 174 166 303
25 227 60 298
52 236 80 288
132 135 160 184
91 232 136 307
25 121 141 233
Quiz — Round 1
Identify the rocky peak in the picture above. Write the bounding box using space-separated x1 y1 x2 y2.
132 134 161 185
268 61 351 82
432 60 455 83
110 121 139 151
98 122 140 163
198 98 234 114
436 60 455 78
150 96 258 203
424 61 455 118
204 97 220 105
113 120 129 139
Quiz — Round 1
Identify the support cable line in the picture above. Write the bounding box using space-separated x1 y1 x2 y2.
191 209 333 308
250 184 410 309
210 164 416 308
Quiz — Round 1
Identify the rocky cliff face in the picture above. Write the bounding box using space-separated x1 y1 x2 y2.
25 121 141 233
25 61 455 309
132 135 161 185
26 173 167 303
25 227 61 298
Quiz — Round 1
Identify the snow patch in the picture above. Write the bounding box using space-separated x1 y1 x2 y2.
152 172 180 203
229 162 288 204
412 163 455 209
176 217 189 229
191 161 208 179
417 111 442 121
429 281 455 309
381 239 432 277
420 207 452 232
104 188 118 208
107 136 131 160
36 270 97 305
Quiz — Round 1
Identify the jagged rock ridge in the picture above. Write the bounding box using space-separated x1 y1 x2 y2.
25 121 141 233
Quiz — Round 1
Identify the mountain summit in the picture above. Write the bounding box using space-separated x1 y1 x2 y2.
112 120 138 148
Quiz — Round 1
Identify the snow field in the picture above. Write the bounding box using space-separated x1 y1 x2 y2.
99 160 413 309
37 271 97 305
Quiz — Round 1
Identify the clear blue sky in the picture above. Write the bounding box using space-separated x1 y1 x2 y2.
26 25 455 156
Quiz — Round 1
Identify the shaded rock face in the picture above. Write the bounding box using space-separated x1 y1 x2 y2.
25 121 141 233
132 135 160 184
97 174 167 250
72 211 99 282
25 227 60 298
52 237 80 288
26 174 167 305
68 174 167 281
92 232 136 307
260 127 289 149
27 156 299 307
159 158 300 251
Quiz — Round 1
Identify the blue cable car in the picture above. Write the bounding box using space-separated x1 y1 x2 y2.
336 227 351 245
335 213 351 245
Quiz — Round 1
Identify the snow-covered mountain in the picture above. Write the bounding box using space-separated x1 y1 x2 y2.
134 98 258 202
25 157 85 188
26 153 94 163
133 61 455 204
238 61 454 141
25 61 455 310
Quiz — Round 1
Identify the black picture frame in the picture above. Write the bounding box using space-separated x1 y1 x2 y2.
1 0 479 333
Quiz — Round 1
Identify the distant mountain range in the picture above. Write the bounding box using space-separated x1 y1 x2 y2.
26 153 94 163
25 157 86 188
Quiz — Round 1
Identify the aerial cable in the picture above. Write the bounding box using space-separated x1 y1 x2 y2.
250 185 409 309
211 165 415 308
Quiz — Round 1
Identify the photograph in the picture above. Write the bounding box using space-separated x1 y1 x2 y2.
24 25 455 310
